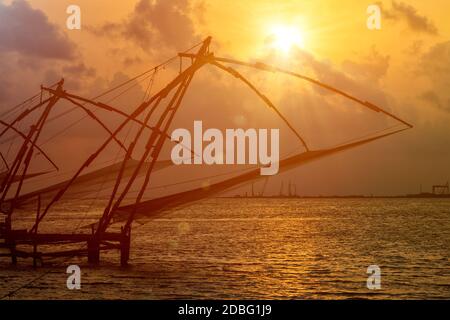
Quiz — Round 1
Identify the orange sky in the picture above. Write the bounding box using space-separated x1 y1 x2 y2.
22 0 449 121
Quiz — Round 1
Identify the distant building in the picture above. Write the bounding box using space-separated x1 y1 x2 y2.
432 182 449 195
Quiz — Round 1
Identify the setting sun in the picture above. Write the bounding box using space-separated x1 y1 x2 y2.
269 25 305 53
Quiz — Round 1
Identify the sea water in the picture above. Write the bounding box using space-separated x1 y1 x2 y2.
1 198 449 300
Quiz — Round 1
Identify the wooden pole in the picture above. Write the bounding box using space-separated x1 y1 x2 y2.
87 238 100 265
120 227 131 267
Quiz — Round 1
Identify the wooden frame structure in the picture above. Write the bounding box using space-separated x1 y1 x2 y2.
0 37 413 267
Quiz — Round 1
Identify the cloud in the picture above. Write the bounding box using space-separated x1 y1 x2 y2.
0 52 53 106
381 1 438 35
0 1 96 108
0 0 76 59
342 48 390 84
88 0 200 51
0 57 13 102
288 47 390 107
62 63 96 78
420 41 450 82
122 56 144 67
417 41 450 112
418 90 449 113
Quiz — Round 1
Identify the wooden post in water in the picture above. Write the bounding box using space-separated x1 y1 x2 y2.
87 238 100 265
10 240 17 265
2 216 17 265
32 243 38 268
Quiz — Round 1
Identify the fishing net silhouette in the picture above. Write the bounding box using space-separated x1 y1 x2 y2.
0 39 412 234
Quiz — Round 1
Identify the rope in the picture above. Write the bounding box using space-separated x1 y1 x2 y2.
0 38 411 299
0 50 180 148
333 124 404 148
38 71 157 147
0 40 205 300
74 70 159 230
0 81 59 120
0 65 172 300
33 40 203 131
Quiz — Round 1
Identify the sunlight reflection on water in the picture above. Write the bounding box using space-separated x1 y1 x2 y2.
1 198 449 299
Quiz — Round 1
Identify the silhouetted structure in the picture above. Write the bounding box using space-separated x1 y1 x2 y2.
432 182 449 195
0 37 413 266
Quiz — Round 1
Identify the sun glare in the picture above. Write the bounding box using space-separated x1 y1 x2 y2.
269 25 305 53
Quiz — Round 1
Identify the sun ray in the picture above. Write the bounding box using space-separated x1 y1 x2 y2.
268 25 305 53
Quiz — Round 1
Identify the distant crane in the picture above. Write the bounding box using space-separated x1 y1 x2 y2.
279 181 284 197
278 180 298 197
432 182 449 195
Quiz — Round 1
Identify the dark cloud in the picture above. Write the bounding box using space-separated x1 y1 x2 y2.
380 1 438 35
122 56 144 66
418 90 450 113
290 47 390 107
62 63 96 78
88 0 200 51
0 1 94 107
0 52 53 106
0 0 76 59
420 41 450 83
0 53 96 107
